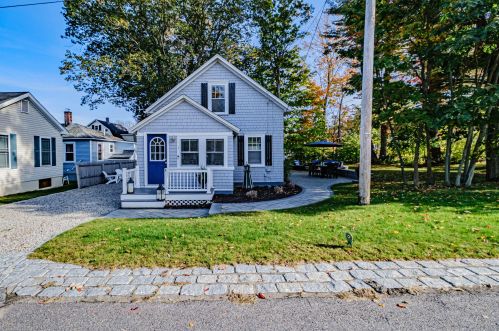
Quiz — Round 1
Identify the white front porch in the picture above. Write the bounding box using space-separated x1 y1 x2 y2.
120 167 214 209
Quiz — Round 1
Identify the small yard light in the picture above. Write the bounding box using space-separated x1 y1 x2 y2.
156 184 166 201
345 232 353 247
127 177 135 194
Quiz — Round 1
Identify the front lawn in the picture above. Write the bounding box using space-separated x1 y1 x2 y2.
0 183 77 205
31 166 498 269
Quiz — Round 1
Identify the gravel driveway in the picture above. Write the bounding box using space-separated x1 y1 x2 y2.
0 184 121 254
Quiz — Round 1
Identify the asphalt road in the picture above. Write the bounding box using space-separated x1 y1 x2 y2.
0 291 498 330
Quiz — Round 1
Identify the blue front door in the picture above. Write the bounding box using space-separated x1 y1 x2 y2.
147 134 167 185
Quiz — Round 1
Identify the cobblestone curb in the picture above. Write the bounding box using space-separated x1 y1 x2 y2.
1 254 498 303
0 287 5 307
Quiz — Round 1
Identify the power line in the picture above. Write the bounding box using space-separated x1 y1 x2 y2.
0 1 63 9
304 0 328 61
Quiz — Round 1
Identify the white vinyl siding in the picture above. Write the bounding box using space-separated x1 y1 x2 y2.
0 99 64 196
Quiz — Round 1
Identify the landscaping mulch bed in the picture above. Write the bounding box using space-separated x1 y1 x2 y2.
212 184 302 203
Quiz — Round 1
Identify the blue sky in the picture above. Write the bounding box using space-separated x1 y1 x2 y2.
0 0 325 125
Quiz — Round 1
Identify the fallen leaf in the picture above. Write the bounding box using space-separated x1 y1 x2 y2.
187 321 195 329
257 293 266 299
396 303 407 309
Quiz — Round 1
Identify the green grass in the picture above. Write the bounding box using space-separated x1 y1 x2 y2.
0 183 77 205
30 166 498 269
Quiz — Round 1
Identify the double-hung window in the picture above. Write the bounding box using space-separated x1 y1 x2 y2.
97 143 103 161
181 139 199 166
65 143 75 162
206 139 224 166
247 136 263 165
0 135 9 168
209 83 228 114
41 138 51 166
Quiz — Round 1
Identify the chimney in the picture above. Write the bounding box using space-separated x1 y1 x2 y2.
106 117 109 123
64 110 73 126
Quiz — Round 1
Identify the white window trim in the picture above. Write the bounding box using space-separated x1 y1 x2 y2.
245 134 265 167
206 138 226 168
208 81 229 115
0 132 11 170
149 137 166 162
64 142 76 163
20 100 29 113
178 138 201 168
97 143 103 161
176 135 229 169
40 136 52 167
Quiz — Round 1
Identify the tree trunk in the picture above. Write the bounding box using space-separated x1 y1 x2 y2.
485 108 498 181
455 126 474 187
413 125 422 188
465 119 490 187
388 121 407 185
444 125 453 186
424 124 435 185
371 141 378 163
379 123 388 162
337 94 344 142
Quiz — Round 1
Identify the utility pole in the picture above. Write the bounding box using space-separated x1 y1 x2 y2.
359 0 375 205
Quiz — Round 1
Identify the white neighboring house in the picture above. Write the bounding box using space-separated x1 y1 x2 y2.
0 92 67 196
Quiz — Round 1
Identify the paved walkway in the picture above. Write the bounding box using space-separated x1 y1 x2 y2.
101 171 351 219
1 255 497 304
209 172 352 215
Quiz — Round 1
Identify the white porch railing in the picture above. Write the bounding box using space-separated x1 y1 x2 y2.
122 167 140 194
165 168 213 193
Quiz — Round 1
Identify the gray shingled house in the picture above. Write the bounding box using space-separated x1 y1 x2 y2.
121 55 288 208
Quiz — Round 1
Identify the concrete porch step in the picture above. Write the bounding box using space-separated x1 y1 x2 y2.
121 200 165 209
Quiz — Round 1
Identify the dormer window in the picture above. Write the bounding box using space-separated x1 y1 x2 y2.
208 82 228 114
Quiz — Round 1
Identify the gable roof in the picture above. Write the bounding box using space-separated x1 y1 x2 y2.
87 119 129 138
145 54 290 114
0 92 67 134
64 123 125 142
0 92 27 103
131 95 240 133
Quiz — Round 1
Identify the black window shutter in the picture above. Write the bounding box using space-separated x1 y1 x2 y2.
229 82 235 114
34 136 40 167
201 83 208 108
51 137 56 166
265 135 272 166
10 133 17 169
237 135 245 166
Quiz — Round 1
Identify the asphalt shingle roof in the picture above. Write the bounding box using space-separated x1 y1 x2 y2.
64 123 124 142
0 92 28 104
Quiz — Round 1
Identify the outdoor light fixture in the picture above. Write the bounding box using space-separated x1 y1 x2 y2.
127 177 135 194
156 184 166 201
